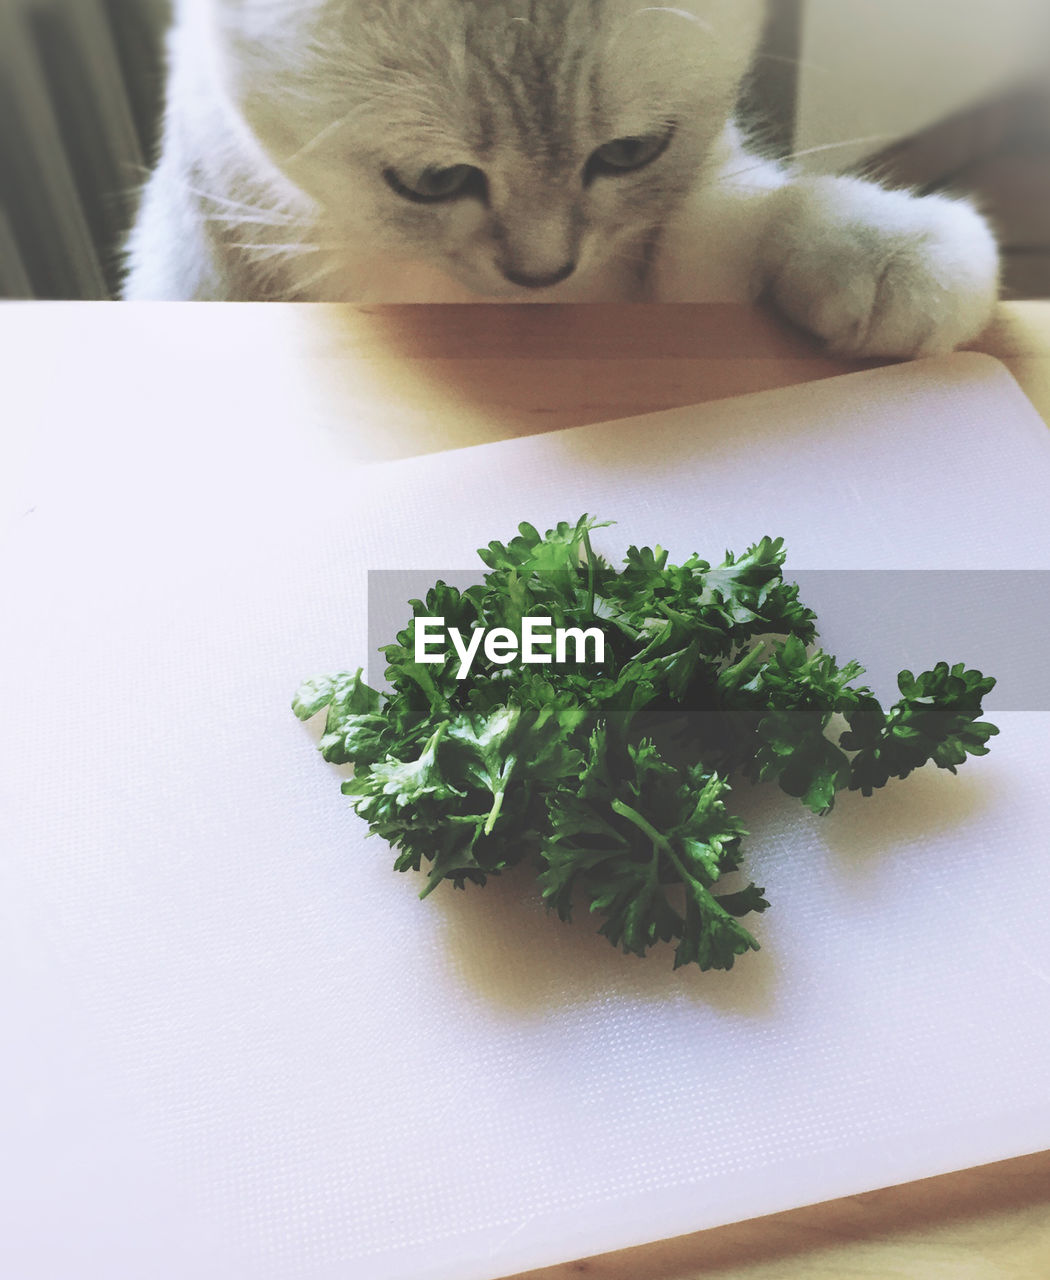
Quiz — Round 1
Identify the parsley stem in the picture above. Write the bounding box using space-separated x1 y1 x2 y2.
611 799 730 919
721 641 768 691
582 527 596 617
610 799 673 856
483 787 505 835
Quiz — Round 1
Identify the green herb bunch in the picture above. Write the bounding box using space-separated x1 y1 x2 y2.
293 517 998 971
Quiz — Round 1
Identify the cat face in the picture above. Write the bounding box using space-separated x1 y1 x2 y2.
208 0 766 297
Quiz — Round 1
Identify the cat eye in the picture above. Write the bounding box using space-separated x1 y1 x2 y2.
383 164 487 204
584 127 675 183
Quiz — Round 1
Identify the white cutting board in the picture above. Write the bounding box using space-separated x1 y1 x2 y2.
3 353 1050 1280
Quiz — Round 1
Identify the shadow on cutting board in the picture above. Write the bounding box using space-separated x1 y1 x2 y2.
430 855 779 1019
432 762 995 1017
820 764 996 872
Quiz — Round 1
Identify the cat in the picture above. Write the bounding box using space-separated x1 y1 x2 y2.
124 0 1000 358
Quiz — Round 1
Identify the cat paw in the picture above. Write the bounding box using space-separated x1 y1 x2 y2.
761 176 999 358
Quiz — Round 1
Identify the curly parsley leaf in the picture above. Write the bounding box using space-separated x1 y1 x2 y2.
294 519 997 971
843 663 999 794
539 736 763 970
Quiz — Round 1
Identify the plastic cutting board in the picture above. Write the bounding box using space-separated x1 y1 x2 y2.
3 352 1050 1280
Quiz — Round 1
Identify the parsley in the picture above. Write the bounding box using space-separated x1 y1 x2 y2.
294 517 998 971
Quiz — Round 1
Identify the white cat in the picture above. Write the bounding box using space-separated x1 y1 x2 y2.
124 0 999 357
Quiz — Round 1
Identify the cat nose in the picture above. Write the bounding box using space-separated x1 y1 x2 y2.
501 260 577 289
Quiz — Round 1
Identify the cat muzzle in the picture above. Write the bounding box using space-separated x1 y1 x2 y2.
500 260 578 289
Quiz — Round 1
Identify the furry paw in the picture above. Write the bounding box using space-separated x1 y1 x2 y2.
761 176 999 358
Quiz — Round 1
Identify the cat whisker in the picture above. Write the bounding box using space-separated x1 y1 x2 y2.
635 7 714 33
183 184 304 224
203 214 308 230
780 136 894 163
288 260 346 299
228 242 326 257
283 112 357 165
723 134 894 182
118 161 155 183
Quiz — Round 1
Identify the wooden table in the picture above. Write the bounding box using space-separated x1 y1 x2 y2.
4 298 1050 1280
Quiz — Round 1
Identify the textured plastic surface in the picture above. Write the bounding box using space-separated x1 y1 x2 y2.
3 353 1050 1280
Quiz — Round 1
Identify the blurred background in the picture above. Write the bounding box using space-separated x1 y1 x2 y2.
0 0 1048 301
